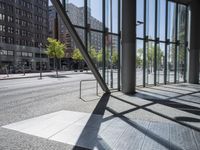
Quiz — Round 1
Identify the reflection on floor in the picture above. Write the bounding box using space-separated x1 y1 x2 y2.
3 83 200 150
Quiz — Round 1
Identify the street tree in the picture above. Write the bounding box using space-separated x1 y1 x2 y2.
72 48 84 61
46 37 65 78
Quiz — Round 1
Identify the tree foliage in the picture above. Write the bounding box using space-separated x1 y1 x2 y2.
46 37 65 77
46 38 65 59
72 48 83 61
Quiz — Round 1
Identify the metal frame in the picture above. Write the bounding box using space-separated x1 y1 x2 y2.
154 0 158 86
174 2 178 83
143 0 147 87
51 0 110 93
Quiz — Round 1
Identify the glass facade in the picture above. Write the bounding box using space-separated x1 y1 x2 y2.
60 0 121 90
49 0 188 89
136 0 188 87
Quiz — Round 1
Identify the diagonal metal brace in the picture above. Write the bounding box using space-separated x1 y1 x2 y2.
50 0 110 93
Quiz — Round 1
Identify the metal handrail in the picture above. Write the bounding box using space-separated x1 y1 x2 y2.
80 79 99 101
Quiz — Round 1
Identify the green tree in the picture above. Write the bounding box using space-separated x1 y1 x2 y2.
137 48 143 68
88 47 97 64
72 48 83 61
147 44 164 72
46 37 65 77
112 50 118 66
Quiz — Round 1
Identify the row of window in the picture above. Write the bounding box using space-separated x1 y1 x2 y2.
17 51 33 57
16 8 33 19
15 18 47 29
0 2 14 12
14 0 47 10
0 49 33 58
0 25 14 33
0 24 46 39
0 35 46 47
0 50 14 56
0 36 14 44
0 13 14 23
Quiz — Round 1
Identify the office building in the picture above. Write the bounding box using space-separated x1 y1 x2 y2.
0 0 49 73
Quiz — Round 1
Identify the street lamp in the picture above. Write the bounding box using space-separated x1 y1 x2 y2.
39 43 42 79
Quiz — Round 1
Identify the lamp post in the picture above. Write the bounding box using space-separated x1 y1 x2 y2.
39 43 42 79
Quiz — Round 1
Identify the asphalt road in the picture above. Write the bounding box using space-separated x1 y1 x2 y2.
0 73 99 150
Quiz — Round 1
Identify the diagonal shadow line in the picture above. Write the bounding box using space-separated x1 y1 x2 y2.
73 93 110 150
148 86 200 99
136 89 171 99
110 95 200 133
106 107 183 150
173 97 200 106
149 87 189 95
135 91 200 116
136 89 176 100
161 85 197 92
103 104 155 123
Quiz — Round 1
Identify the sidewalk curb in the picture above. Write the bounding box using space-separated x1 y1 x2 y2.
0 72 93 80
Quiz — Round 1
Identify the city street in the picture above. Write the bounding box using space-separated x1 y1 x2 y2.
0 72 101 149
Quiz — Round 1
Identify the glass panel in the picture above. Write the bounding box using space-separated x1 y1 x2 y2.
105 0 118 33
136 40 144 86
177 4 186 43
105 34 119 89
157 0 166 41
146 0 155 40
156 43 165 84
136 0 144 38
146 41 155 85
167 44 175 83
168 2 176 42
88 0 103 31
75 27 85 44
177 44 185 82
66 0 84 27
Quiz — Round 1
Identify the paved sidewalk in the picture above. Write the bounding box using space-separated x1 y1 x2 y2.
0 70 92 80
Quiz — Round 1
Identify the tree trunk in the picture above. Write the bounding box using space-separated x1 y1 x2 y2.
56 58 58 78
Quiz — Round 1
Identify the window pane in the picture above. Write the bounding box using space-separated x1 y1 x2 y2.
137 0 144 38
146 0 155 39
168 2 176 42
157 0 166 41
88 0 103 30
67 0 84 27
136 40 143 86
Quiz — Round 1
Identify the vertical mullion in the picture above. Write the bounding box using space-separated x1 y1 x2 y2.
164 0 168 84
118 0 121 91
174 2 178 83
102 0 106 80
184 6 188 82
154 0 158 86
84 0 88 51
62 0 66 10
110 0 113 88
143 0 147 87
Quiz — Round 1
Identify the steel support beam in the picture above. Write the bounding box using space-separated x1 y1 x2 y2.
51 0 110 93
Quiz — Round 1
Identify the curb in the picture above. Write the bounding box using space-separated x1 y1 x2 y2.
0 72 93 80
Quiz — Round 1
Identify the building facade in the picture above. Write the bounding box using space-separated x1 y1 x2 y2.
0 0 49 73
